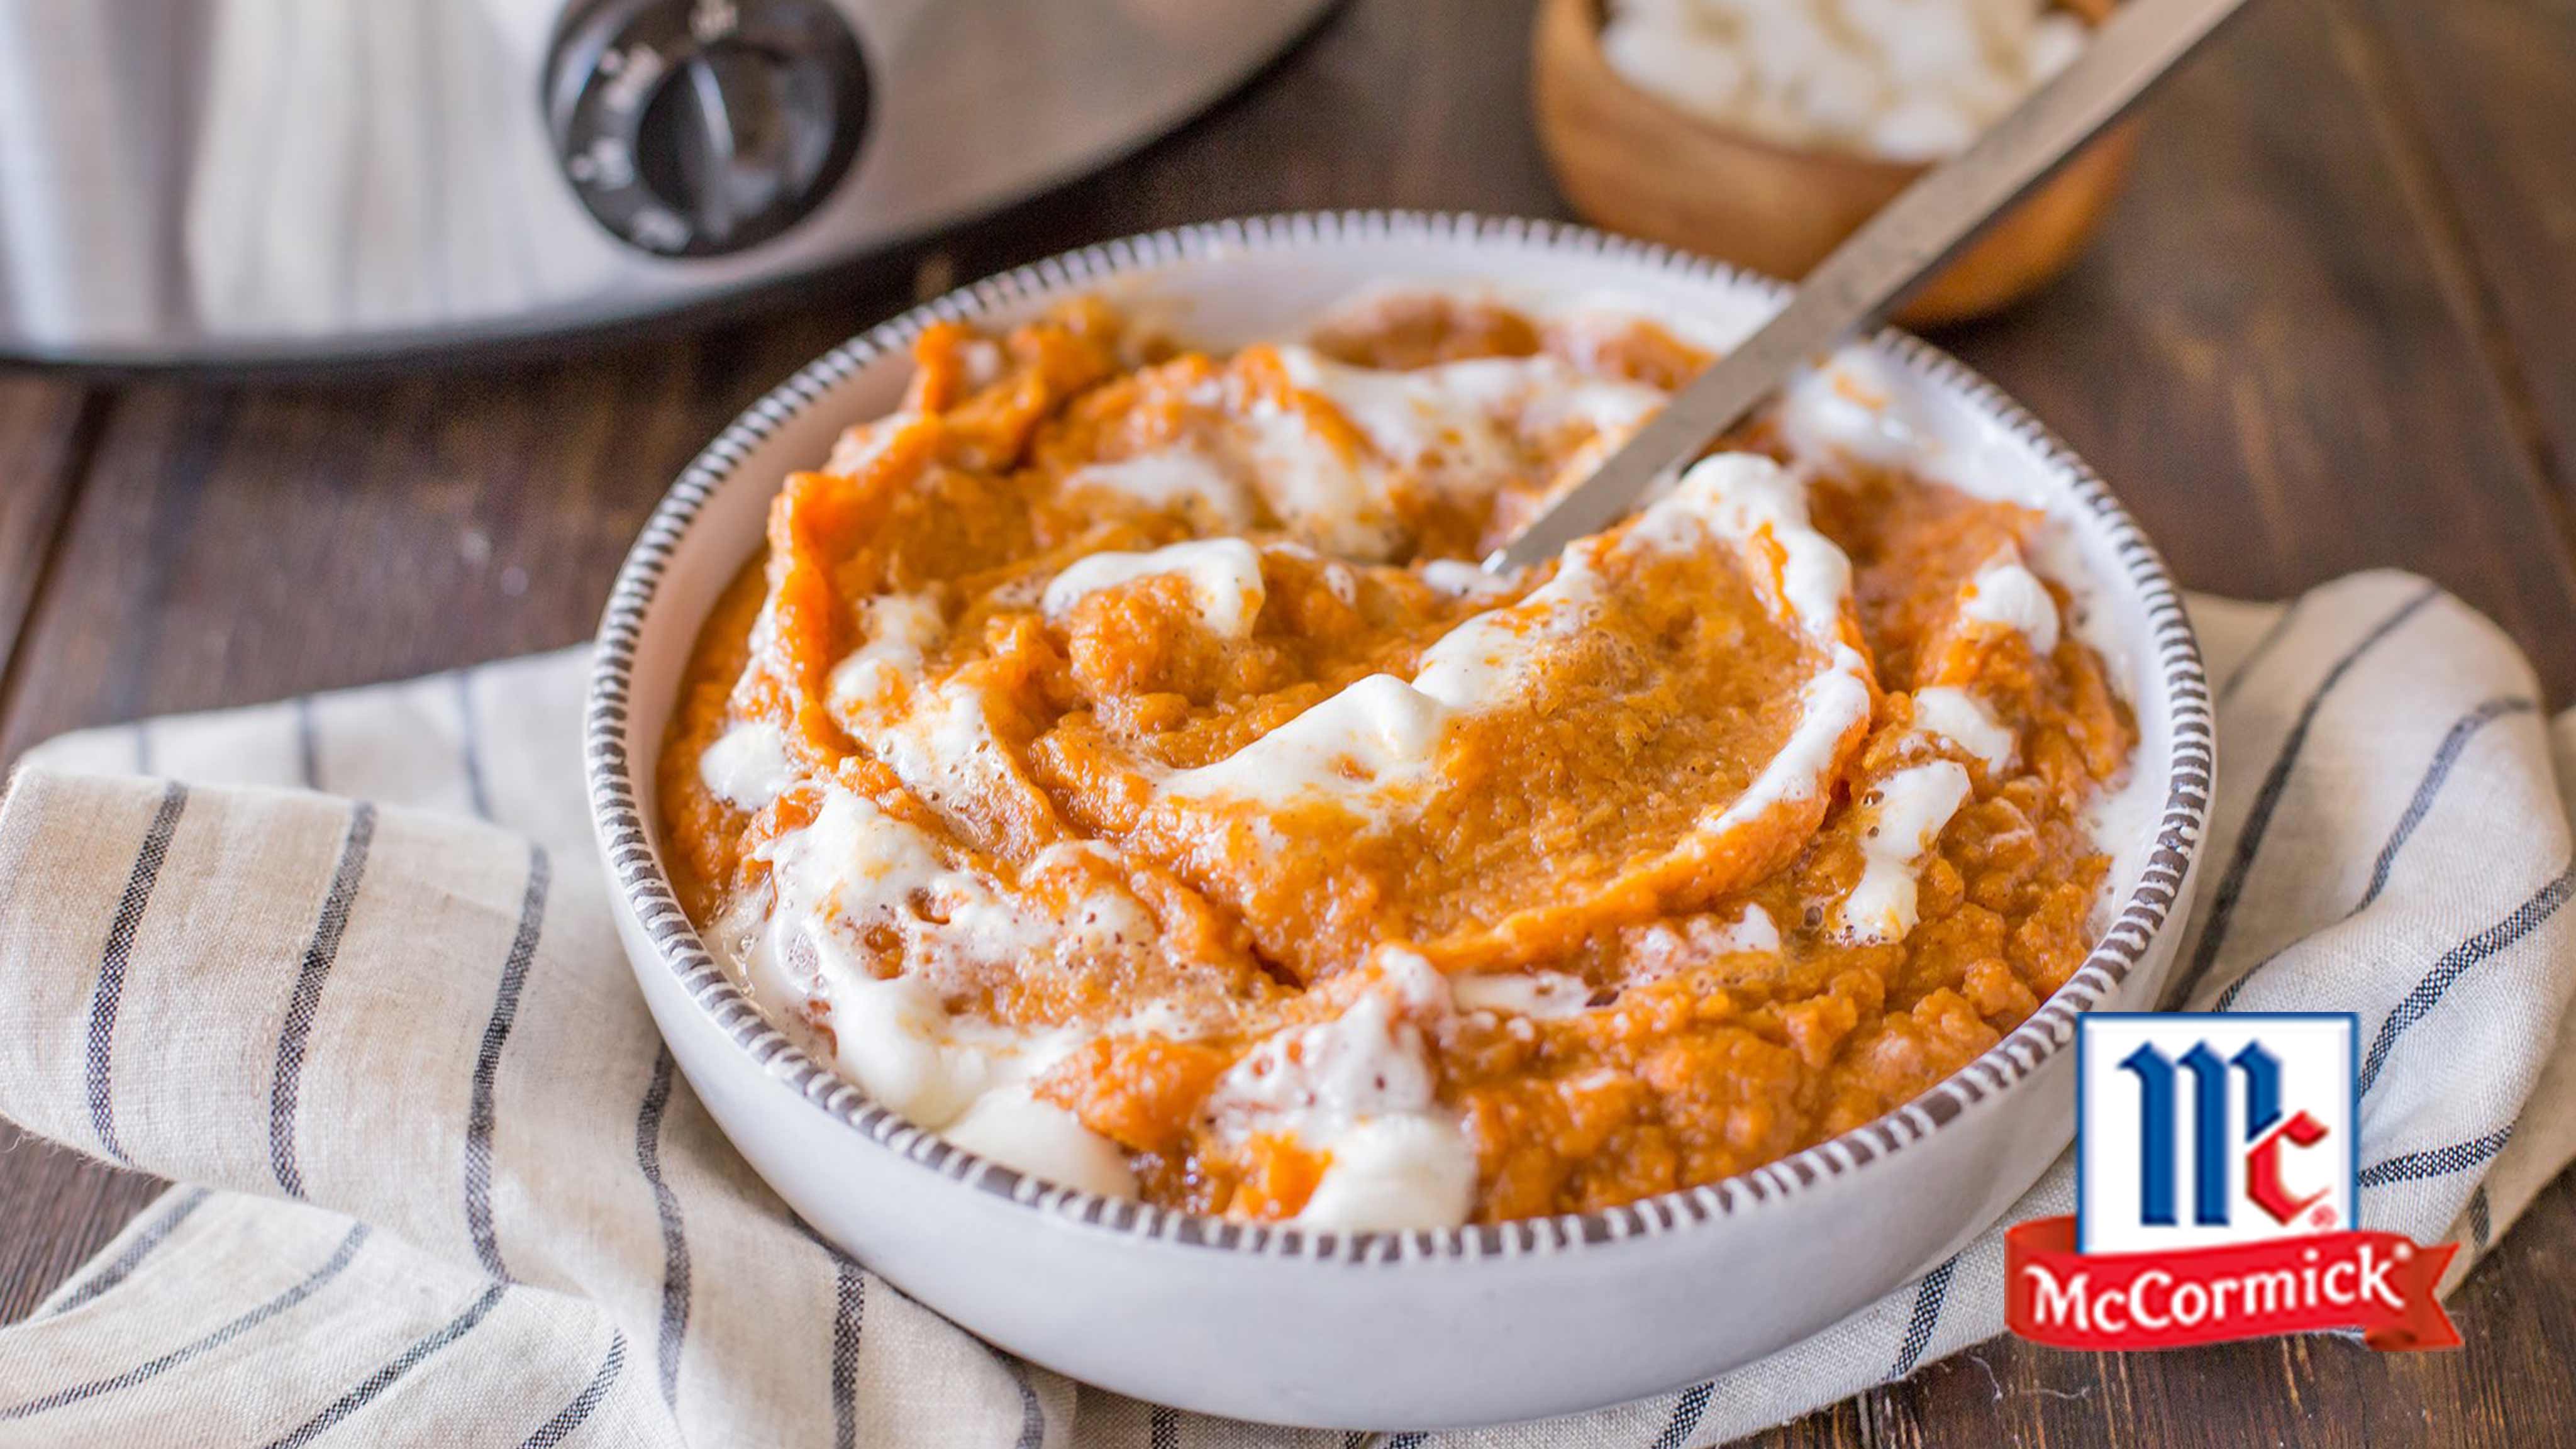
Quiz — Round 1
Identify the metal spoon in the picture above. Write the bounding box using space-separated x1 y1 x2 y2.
1486 0 2258 573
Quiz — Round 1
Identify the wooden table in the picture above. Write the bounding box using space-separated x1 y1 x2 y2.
4 0 2572 1440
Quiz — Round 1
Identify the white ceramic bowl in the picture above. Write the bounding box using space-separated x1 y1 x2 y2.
584 212 2211 1430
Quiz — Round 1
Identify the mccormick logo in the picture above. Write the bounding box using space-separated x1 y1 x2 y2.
2004 1013 2460 1352
2081 1014 2355 1252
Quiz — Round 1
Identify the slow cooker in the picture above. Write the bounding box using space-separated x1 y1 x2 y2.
0 0 1336 366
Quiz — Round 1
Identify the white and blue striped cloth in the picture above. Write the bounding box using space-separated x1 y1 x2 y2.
0 570 2570 1447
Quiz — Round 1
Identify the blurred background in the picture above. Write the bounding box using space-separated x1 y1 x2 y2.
0 0 2129 364
0 0 1345 365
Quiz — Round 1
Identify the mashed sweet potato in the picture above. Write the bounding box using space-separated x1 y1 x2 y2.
658 291 2135 1229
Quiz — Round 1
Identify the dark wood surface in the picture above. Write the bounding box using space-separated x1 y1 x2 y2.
4 0 2573 1440
0 381 95 692
2362 0 2576 496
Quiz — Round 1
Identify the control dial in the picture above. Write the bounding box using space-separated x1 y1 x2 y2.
548 0 870 257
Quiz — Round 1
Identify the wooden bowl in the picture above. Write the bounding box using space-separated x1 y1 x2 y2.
1533 0 2138 327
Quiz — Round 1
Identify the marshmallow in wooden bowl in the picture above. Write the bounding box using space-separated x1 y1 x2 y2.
1533 0 2135 325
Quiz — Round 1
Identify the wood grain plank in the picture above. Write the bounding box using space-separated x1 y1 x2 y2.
0 379 131 1328
2345 0 2576 535
0 308 895 760
848 0 1569 289
1938 0 2576 704
0 1130 168 1323
0 380 97 693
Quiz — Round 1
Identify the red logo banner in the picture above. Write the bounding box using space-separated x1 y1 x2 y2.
2004 1216 2460 1352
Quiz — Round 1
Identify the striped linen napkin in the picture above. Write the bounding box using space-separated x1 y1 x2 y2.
1 569 2571 1448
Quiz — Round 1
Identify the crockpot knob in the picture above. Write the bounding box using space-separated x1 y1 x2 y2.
549 0 871 257
632 43 802 249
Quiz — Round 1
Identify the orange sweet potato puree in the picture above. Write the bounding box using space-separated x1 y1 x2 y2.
658 292 2134 1227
